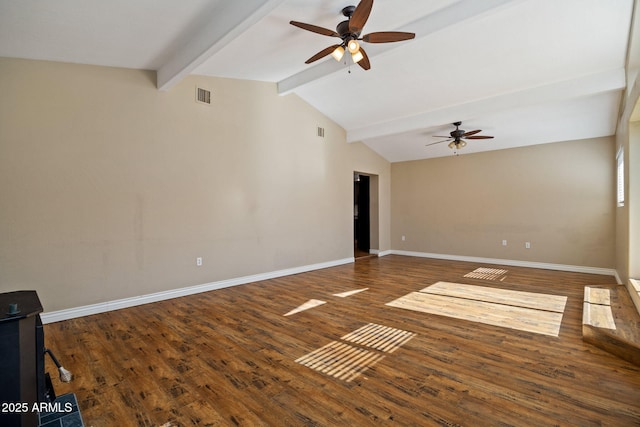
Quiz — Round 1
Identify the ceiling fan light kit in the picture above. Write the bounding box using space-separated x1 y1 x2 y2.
290 0 416 71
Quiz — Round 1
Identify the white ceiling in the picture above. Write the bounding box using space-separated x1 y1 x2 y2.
0 0 635 162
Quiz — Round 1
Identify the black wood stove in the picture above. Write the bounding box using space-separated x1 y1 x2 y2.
0 291 82 427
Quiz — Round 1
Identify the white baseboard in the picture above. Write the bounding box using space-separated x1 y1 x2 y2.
614 270 623 285
369 249 393 257
628 279 640 316
41 257 354 324
391 250 620 281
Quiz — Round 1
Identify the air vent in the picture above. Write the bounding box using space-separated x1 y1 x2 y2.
317 126 325 138
196 87 211 105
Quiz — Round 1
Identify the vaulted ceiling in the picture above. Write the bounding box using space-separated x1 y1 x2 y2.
0 0 636 162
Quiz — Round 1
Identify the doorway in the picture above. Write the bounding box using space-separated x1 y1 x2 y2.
354 172 376 259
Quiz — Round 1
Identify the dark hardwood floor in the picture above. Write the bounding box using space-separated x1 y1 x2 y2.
44 255 640 426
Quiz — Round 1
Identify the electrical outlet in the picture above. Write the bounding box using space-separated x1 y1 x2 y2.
525 242 531 249
502 240 507 246
196 257 203 266
402 235 406 241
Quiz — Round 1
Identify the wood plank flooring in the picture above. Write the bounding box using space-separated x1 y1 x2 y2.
43 255 640 426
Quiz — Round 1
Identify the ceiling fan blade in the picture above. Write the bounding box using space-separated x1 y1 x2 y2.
349 0 373 33
305 44 341 64
357 47 371 70
425 140 449 147
362 31 416 43
290 21 339 37
432 135 453 138
465 135 494 139
462 129 481 137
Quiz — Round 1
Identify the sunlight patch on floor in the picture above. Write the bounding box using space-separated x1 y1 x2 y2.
420 282 567 312
583 287 616 330
296 323 415 382
284 299 326 316
295 341 385 382
333 288 369 298
341 323 416 353
584 286 611 305
464 267 508 281
285 288 369 316
387 282 567 337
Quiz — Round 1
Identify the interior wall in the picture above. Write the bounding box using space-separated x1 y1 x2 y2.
391 137 615 268
0 57 390 312
629 120 640 278
369 175 380 251
351 150 391 252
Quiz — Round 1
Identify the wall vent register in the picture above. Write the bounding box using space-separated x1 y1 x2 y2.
196 87 211 105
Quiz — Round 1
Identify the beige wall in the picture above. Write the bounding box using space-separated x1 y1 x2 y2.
0 58 391 312
391 137 616 268
0 56 619 314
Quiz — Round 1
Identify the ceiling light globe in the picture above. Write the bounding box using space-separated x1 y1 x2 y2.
331 46 345 61
351 50 364 63
347 39 360 53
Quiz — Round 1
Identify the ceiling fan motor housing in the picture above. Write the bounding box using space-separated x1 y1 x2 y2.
337 20 350 36
336 20 361 41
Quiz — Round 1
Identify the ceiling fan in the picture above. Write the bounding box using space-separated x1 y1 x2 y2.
426 122 494 150
290 0 415 71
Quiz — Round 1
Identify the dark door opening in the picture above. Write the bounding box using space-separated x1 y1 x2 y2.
354 174 370 258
